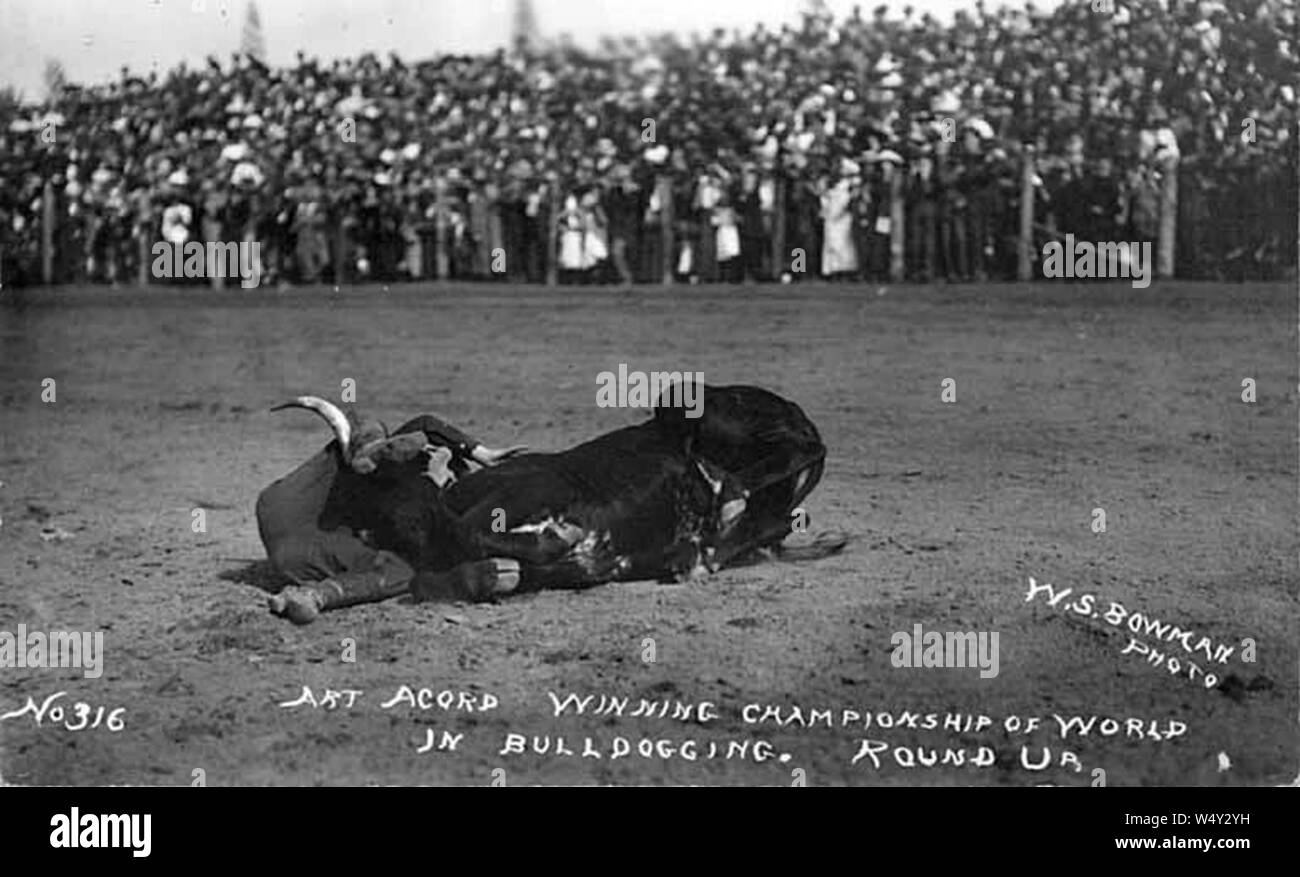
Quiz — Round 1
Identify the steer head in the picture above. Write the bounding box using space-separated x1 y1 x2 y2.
270 396 421 475
270 396 525 486
270 395 527 569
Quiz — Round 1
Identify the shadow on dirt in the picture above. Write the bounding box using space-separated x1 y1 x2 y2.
217 561 286 594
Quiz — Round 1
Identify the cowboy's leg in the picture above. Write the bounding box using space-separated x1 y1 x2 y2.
267 536 418 625
391 414 480 460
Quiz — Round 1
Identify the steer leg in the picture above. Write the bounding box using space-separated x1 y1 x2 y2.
705 511 848 572
409 558 522 603
409 503 629 598
439 526 623 596
512 560 628 592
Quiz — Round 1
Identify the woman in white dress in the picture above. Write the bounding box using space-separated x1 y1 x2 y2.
820 173 860 279
713 193 742 283
556 194 585 283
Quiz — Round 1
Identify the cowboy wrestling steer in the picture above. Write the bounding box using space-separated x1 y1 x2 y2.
257 384 836 624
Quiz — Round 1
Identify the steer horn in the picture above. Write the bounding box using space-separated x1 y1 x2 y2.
271 396 353 452
470 443 529 466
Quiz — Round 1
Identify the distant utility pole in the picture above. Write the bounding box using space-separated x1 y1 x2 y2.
241 1 266 64
512 0 539 54
43 58 67 102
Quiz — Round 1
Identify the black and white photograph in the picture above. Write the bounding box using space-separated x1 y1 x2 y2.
0 0 1296 805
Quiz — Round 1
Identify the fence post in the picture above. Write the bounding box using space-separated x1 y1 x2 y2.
546 186 559 287
773 174 786 280
137 199 154 287
1018 144 1035 281
407 226 423 280
659 174 674 285
434 208 448 281
41 181 55 285
243 219 261 289
205 216 224 290
1157 155 1178 279
889 166 905 282
334 220 346 287
138 224 150 286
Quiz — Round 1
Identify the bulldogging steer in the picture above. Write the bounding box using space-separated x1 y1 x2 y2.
258 384 839 624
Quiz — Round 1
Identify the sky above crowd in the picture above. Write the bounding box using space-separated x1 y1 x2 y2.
0 0 1062 100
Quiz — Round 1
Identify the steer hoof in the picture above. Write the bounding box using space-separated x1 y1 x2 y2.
269 586 325 625
412 558 521 603
489 558 521 596
775 529 851 562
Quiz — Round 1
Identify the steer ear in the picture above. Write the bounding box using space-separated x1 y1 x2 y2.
346 418 392 474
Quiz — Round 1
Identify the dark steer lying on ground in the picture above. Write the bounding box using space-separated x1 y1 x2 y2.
256 384 843 623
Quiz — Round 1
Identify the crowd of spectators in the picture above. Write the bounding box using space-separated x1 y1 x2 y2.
1 0 1295 287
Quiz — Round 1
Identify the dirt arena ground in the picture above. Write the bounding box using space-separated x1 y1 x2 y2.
0 280 1295 786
